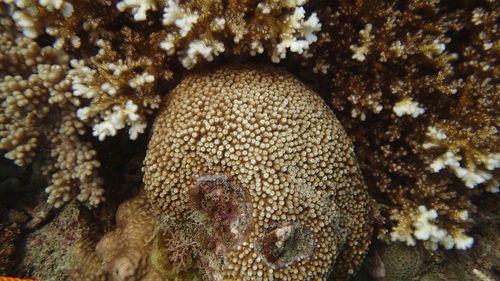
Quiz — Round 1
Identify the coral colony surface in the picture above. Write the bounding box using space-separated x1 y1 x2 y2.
0 0 498 281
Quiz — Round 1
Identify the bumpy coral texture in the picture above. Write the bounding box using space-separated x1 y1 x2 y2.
143 65 372 280
95 192 162 281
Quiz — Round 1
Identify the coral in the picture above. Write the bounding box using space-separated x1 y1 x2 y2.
0 9 104 208
94 192 162 281
1 0 498 279
390 205 474 250
373 243 423 281
1 0 322 208
1 0 168 207
42 110 104 207
69 239 106 281
5 0 74 39
304 0 499 250
143 65 372 280
117 0 322 67
68 39 162 141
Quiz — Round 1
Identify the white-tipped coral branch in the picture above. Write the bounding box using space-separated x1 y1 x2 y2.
146 0 322 68
424 125 499 190
68 39 160 142
116 0 160 21
91 100 147 141
272 7 321 62
391 205 474 250
392 97 425 118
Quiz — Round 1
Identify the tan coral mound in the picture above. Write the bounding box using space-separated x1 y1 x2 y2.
95 192 162 281
143 65 372 280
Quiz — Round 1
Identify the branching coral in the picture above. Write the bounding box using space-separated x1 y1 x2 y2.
117 0 321 68
1 0 322 208
303 0 499 250
1 0 168 206
5 0 74 39
0 9 103 207
68 39 161 141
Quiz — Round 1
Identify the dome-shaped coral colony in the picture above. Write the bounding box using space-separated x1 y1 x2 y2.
141 65 372 280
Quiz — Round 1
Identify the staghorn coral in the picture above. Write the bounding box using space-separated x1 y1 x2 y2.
142 65 372 280
68 39 162 141
301 0 499 250
4 0 74 39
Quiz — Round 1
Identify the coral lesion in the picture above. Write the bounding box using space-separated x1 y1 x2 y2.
188 175 252 252
258 222 316 269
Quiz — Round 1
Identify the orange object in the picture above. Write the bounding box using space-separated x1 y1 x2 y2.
0 277 38 281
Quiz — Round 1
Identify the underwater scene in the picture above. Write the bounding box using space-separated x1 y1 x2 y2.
0 0 498 280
